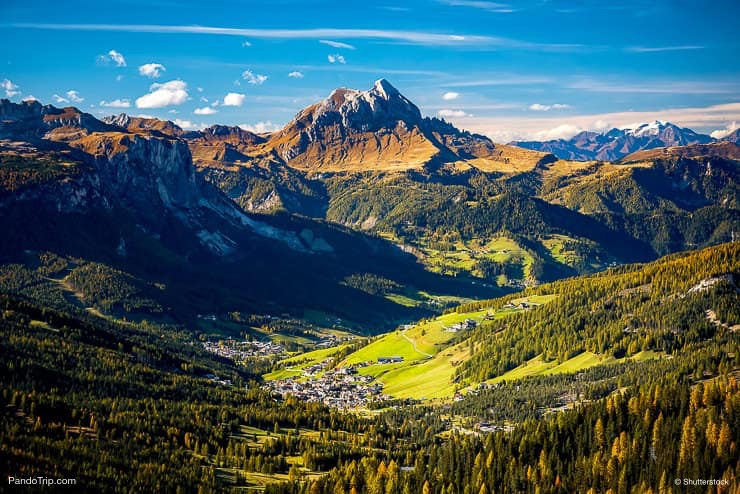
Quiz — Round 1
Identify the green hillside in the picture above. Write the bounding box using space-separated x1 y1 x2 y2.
269 242 739 402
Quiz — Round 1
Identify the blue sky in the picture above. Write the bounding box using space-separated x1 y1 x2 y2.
1 0 739 140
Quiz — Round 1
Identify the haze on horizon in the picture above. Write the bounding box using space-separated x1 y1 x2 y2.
1 0 738 141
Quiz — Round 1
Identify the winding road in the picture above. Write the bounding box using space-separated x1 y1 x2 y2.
401 329 433 358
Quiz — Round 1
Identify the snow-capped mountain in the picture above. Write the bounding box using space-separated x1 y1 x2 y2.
514 121 719 161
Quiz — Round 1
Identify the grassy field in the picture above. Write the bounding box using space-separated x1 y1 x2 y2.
262 293 664 403
487 350 664 384
263 344 351 381
377 232 534 282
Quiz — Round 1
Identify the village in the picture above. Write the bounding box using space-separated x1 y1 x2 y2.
265 362 388 409
202 338 285 362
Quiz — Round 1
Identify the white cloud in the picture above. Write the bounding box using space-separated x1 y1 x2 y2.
173 118 198 130
22 95 38 102
2 79 20 97
194 106 218 115
288 71 305 78
319 39 356 50
53 94 69 104
328 54 346 64
710 121 738 139
238 121 281 133
242 69 267 85
438 109 471 118
242 40 252 47
223 92 246 106
135 80 189 108
66 90 84 103
442 91 460 101
138 63 166 78
99 99 131 108
110 50 126 66
534 124 582 140
116 75 124 81
529 103 569 111
97 50 126 67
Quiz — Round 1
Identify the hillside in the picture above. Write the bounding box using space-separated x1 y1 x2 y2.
0 98 492 333
178 83 738 287
1 241 737 492
266 242 739 404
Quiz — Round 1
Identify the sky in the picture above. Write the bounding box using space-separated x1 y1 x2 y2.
1 0 739 141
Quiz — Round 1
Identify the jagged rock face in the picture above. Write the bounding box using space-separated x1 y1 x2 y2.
72 133 198 213
102 113 186 137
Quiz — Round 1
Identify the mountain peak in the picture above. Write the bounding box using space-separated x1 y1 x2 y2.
371 78 400 99
515 120 714 161
289 79 423 134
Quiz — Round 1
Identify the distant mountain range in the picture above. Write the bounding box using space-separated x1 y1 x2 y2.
513 121 740 161
0 80 738 331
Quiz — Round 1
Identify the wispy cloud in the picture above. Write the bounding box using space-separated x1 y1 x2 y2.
53 94 68 104
438 0 515 13
8 23 584 50
66 90 84 103
441 76 554 87
2 79 20 97
626 45 704 53
99 99 131 108
288 71 305 78
438 109 471 118
97 49 127 67
242 69 268 85
239 121 282 133
327 54 346 64
442 91 460 101
529 103 569 111
319 39 356 50
138 63 166 78
135 80 189 108
567 78 739 95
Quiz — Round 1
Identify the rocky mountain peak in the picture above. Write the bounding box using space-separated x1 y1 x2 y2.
292 79 423 134
102 113 132 128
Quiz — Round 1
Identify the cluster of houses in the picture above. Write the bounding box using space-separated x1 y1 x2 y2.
453 382 502 402
265 367 387 409
202 339 285 362
377 356 404 364
444 318 478 333
502 300 539 310
474 421 514 433
315 335 355 349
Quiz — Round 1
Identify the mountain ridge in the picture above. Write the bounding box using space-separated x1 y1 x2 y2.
513 120 733 161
